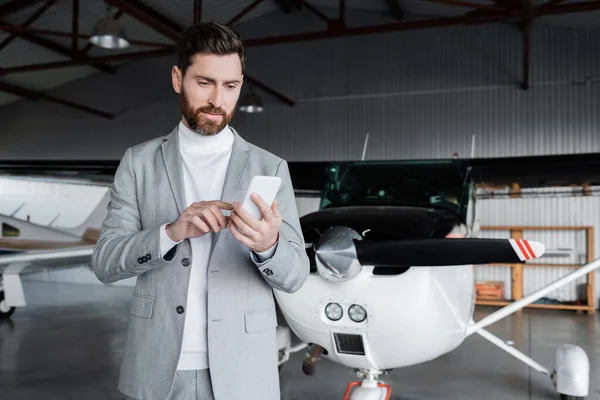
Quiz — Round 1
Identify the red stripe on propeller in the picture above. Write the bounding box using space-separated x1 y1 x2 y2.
522 239 536 258
516 239 531 260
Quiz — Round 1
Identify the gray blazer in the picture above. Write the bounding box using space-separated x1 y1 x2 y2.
91 125 310 400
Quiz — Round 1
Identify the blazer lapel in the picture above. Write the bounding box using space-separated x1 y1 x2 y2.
161 126 187 214
210 127 250 255
220 127 249 204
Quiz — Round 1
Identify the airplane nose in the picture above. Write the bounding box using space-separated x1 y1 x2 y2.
314 226 363 283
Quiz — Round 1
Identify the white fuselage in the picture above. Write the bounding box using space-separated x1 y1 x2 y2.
274 263 474 370
0 214 81 254
0 215 79 241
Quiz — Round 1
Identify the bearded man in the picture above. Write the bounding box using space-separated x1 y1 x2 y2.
91 21 309 400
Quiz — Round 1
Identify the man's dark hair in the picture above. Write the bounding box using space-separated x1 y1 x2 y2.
176 21 246 77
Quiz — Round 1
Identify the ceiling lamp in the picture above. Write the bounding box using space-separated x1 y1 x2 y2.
90 10 129 49
238 91 264 113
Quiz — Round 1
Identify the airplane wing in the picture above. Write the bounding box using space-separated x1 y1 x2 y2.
0 246 93 311
0 246 93 270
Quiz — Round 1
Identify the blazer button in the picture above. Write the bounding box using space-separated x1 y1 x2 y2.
181 258 191 267
176 306 184 314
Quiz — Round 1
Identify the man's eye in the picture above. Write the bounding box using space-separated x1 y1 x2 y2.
198 81 209 86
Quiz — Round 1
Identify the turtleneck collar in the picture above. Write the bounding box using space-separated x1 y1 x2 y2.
178 120 234 155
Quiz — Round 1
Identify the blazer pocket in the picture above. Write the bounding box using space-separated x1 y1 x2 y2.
244 307 277 333
129 294 154 319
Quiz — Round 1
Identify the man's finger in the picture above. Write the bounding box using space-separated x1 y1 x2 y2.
209 204 228 229
215 201 234 210
230 211 258 240
190 215 210 233
271 200 281 219
233 202 261 230
252 194 274 221
229 220 253 248
200 209 221 232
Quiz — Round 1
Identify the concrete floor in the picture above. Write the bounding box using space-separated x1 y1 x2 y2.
1 281 599 400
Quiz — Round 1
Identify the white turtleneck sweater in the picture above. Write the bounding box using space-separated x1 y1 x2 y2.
159 121 276 370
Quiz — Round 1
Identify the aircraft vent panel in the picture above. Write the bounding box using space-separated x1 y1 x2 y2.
334 333 365 356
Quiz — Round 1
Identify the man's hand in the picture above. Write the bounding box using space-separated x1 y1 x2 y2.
229 193 282 253
166 200 234 243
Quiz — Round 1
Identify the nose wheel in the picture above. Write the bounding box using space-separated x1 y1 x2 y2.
343 370 391 400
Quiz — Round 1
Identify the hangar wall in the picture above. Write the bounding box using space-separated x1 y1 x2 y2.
0 12 599 161
475 193 600 308
2 10 599 307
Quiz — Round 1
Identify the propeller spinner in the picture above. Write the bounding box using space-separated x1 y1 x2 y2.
313 226 545 283
314 226 363 283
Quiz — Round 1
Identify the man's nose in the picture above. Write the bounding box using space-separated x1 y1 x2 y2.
209 87 223 108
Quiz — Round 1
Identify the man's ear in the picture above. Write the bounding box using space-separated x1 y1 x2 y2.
172 66 182 94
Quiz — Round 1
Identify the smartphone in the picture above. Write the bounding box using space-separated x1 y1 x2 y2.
241 176 282 220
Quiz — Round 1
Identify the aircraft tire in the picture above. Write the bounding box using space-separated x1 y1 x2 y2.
0 290 15 319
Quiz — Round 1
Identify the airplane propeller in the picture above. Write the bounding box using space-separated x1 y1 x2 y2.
313 226 545 283
354 237 545 267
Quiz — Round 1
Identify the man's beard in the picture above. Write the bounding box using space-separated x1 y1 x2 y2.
180 87 235 136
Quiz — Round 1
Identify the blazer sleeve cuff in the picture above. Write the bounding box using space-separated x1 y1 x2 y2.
160 223 183 261
250 240 278 265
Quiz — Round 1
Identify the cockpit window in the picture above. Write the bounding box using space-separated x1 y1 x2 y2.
319 160 472 219
2 223 20 237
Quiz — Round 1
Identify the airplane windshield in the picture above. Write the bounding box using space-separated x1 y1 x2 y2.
319 160 472 218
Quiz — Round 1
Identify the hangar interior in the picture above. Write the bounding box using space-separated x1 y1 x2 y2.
0 0 600 399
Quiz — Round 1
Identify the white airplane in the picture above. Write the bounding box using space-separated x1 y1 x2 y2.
0 160 596 400
0 191 109 318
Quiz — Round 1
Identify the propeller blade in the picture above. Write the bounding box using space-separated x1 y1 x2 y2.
354 238 545 267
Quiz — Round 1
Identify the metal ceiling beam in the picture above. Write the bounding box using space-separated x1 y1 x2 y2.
0 81 113 119
0 20 116 75
106 0 295 107
421 0 512 13
227 0 265 26
244 75 294 107
464 1 520 18
300 1 332 23
521 21 531 90
2 0 599 68
339 0 345 21
72 0 79 52
540 0 569 8
271 0 302 13
194 0 203 24
244 13 513 46
0 0 38 18
531 0 600 15
243 0 600 46
520 0 533 90
384 0 404 21
1 0 597 96
0 0 55 52
0 48 175 74
104 0 181 41
0 25 173 48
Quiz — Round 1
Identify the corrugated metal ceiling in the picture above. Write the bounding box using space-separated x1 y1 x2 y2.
0 0 598 108
0 0 279 107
